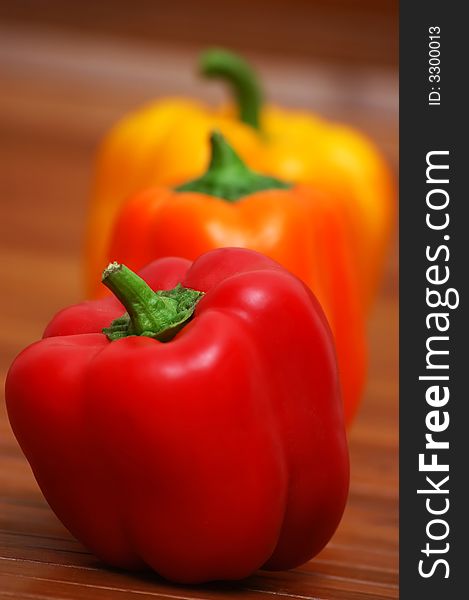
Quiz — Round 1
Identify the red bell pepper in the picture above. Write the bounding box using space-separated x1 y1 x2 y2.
5 247 349 583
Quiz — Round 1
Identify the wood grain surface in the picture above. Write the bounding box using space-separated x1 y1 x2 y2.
0 0 398 68
0 25 398 600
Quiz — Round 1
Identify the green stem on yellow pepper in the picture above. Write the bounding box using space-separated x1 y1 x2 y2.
199 49 262 130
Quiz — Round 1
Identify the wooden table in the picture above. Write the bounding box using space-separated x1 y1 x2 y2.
0 26 398 599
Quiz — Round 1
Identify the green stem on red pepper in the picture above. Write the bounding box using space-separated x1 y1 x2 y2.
102 262 204 342
175 131 290 202
199 48 262 130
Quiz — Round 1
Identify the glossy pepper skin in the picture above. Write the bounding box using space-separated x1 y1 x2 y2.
85 49 394 310
6 248 349 584
105 133 366 425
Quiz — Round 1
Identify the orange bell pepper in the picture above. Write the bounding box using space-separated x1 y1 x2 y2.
104 133 366 425
85 49 394 310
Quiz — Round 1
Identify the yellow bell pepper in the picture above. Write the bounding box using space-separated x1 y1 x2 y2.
85 50 394 307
